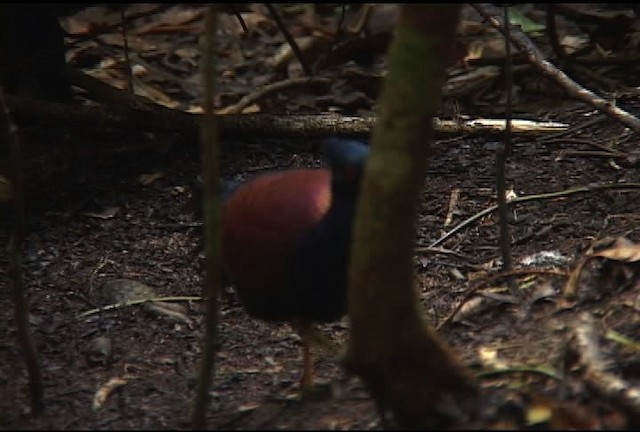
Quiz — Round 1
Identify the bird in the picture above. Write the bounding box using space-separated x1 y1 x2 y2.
220 137 369 391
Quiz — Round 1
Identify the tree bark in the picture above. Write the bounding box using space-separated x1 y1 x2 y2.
344 4 478 428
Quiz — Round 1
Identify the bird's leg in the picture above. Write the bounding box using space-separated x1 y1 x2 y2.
292 320 315 393
301 336 314 391
305 326 340 358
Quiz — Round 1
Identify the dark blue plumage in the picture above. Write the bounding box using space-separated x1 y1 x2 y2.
217 179 239 202
220 137 369 389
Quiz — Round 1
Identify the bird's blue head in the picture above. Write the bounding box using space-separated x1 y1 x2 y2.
322 137 369 189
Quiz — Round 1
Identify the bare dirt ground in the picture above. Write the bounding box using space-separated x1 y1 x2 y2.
3 4 640 430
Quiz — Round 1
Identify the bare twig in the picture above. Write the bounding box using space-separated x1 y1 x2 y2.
496 5 515 294
546 5 567 65
444 188 461 227
476 365 562 380
430 182 640 248
502 6 514 159
0 89 44 414
192 5 221 429
472 3 640 132
541 137 627 156
536 114 606 143
414 246 476 261
317 3 350 67
545 3 617 91
264 3 313 77
561 150 630 160
120 7 134 94
234 12 248 33
216 77 331 115
334 3 348 44
76 296 202 319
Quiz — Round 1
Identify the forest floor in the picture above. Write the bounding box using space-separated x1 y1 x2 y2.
3 4 640 430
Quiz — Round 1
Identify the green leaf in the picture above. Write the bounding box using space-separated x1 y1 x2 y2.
508 6 545 36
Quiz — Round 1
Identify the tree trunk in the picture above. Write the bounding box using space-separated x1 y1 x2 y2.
344 4 478 428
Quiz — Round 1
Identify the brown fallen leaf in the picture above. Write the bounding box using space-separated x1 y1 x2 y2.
93 376 129 410
82 207 120 220
139 171 165 185
0 175 13 202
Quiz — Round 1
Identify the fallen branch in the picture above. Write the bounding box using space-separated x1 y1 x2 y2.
472 3 640 132
7 94 567 141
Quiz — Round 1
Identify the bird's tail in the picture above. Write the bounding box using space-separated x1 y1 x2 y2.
188 177 238 220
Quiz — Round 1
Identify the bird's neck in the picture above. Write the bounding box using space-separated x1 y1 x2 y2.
330 180 361 202
323 181 360 235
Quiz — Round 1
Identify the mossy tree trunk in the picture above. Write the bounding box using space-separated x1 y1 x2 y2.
344 4 478 428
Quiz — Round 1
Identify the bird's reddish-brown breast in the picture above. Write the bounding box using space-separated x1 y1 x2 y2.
221 169 332 304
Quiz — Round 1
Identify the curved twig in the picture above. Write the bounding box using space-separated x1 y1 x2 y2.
217 77 331 115
430 182 640 248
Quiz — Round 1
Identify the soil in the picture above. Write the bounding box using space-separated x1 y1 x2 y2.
3 4 640 430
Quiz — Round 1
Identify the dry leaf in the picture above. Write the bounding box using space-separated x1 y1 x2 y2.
0 175 13 202
93 376 129 410
526 398 553 426
82 207 120 220
139 172 165 185
479 346 508 369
